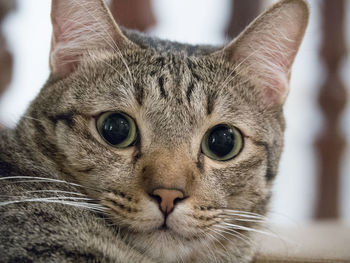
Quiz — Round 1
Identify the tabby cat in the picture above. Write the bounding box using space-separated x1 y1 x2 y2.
0 0 308 262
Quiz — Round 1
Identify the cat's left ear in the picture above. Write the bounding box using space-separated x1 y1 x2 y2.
215 0 309 105
50 0 135 78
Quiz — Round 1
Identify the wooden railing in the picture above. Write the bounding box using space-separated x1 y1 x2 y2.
226 0 261 38
315 0 348 219
110 0 155 32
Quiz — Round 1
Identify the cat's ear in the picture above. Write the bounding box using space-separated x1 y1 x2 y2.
217 0 309 105
50 0 134 78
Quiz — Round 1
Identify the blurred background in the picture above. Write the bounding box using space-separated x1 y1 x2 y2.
0 0 349 227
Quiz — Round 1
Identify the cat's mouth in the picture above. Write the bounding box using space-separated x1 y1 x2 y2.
144 214 185 237
110 211 200 242
158 211 175 230
157 223 182 237
151 212 205 242
157 225 175 234
101 192 206 241
159 221 169 230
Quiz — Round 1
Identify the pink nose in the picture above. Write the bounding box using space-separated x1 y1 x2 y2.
150 188 184 215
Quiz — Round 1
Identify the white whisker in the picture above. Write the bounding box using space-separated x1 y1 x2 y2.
220 209 267 219
220 222 276 237
0 197 107 213
197 228 221 263
206 227 232 257
25 190 86 196
0 176 104 193
0 176 81 187
217 215 265 223
212 226 252 246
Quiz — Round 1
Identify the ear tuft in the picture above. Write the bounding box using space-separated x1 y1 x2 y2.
50 0 132 78
220 0 309 105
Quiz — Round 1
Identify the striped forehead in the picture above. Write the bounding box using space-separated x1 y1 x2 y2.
137 60 207 139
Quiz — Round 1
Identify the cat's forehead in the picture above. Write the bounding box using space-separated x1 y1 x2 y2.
121 51 218 141
116 51 252 125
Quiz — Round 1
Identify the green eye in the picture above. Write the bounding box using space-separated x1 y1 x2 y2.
201 124 243 161
97 112 137 148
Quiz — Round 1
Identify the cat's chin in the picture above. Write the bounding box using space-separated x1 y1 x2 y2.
118 215 213 262
121 227 199 263
107 199 224 261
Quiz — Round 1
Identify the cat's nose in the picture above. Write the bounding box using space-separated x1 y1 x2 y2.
150 188 185 215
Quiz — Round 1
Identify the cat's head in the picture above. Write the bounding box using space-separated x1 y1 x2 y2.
21 0 308 261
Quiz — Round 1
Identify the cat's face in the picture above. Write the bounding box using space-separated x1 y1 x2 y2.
22 0 308 261
32 47 282 260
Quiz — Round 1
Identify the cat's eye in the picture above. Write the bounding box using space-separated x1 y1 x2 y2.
96 112 137 148
201 124 243 161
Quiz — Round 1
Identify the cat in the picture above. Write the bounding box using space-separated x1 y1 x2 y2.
0 0 308 262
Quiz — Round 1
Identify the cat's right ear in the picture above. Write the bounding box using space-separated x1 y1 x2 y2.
213 0 309 105
50 0 134 78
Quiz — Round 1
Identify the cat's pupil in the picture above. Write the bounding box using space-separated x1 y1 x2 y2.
101 113 130 145
208 125 235 157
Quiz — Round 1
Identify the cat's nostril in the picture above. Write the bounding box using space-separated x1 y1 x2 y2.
173 197 182 205
149 194 162 204
149 188 185 215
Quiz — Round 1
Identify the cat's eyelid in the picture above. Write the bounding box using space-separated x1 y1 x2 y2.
205 121 248 138
92 110 137 119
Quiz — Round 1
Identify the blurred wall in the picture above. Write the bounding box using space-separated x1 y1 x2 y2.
342 0 350 221
0 0 349 225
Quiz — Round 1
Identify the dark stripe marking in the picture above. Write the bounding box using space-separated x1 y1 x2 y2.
186 58 197 70
186 82 195 103
26 243 101 260
196 152 204 173
187 58 202 81
155 57 165 67
158 76 167 98
31 113 60 160
206 90 216 115
49 112 75 129
134 83 144 106
192 71 201 81
236 156 264 172
252 140 275 181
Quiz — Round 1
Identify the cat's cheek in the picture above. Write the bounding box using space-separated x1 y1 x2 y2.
126 199 164 231
167 204 200 238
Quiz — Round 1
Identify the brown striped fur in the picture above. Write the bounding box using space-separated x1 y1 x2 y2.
0 0 308 262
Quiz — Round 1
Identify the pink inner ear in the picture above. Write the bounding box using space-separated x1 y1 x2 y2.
50 39 80 78
50 17 77 77
255 43 294 104
50 48 79 78
49 0 130 79
232 41 292 105
50 7 95 78
261 77 289 105
226 0 308 105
